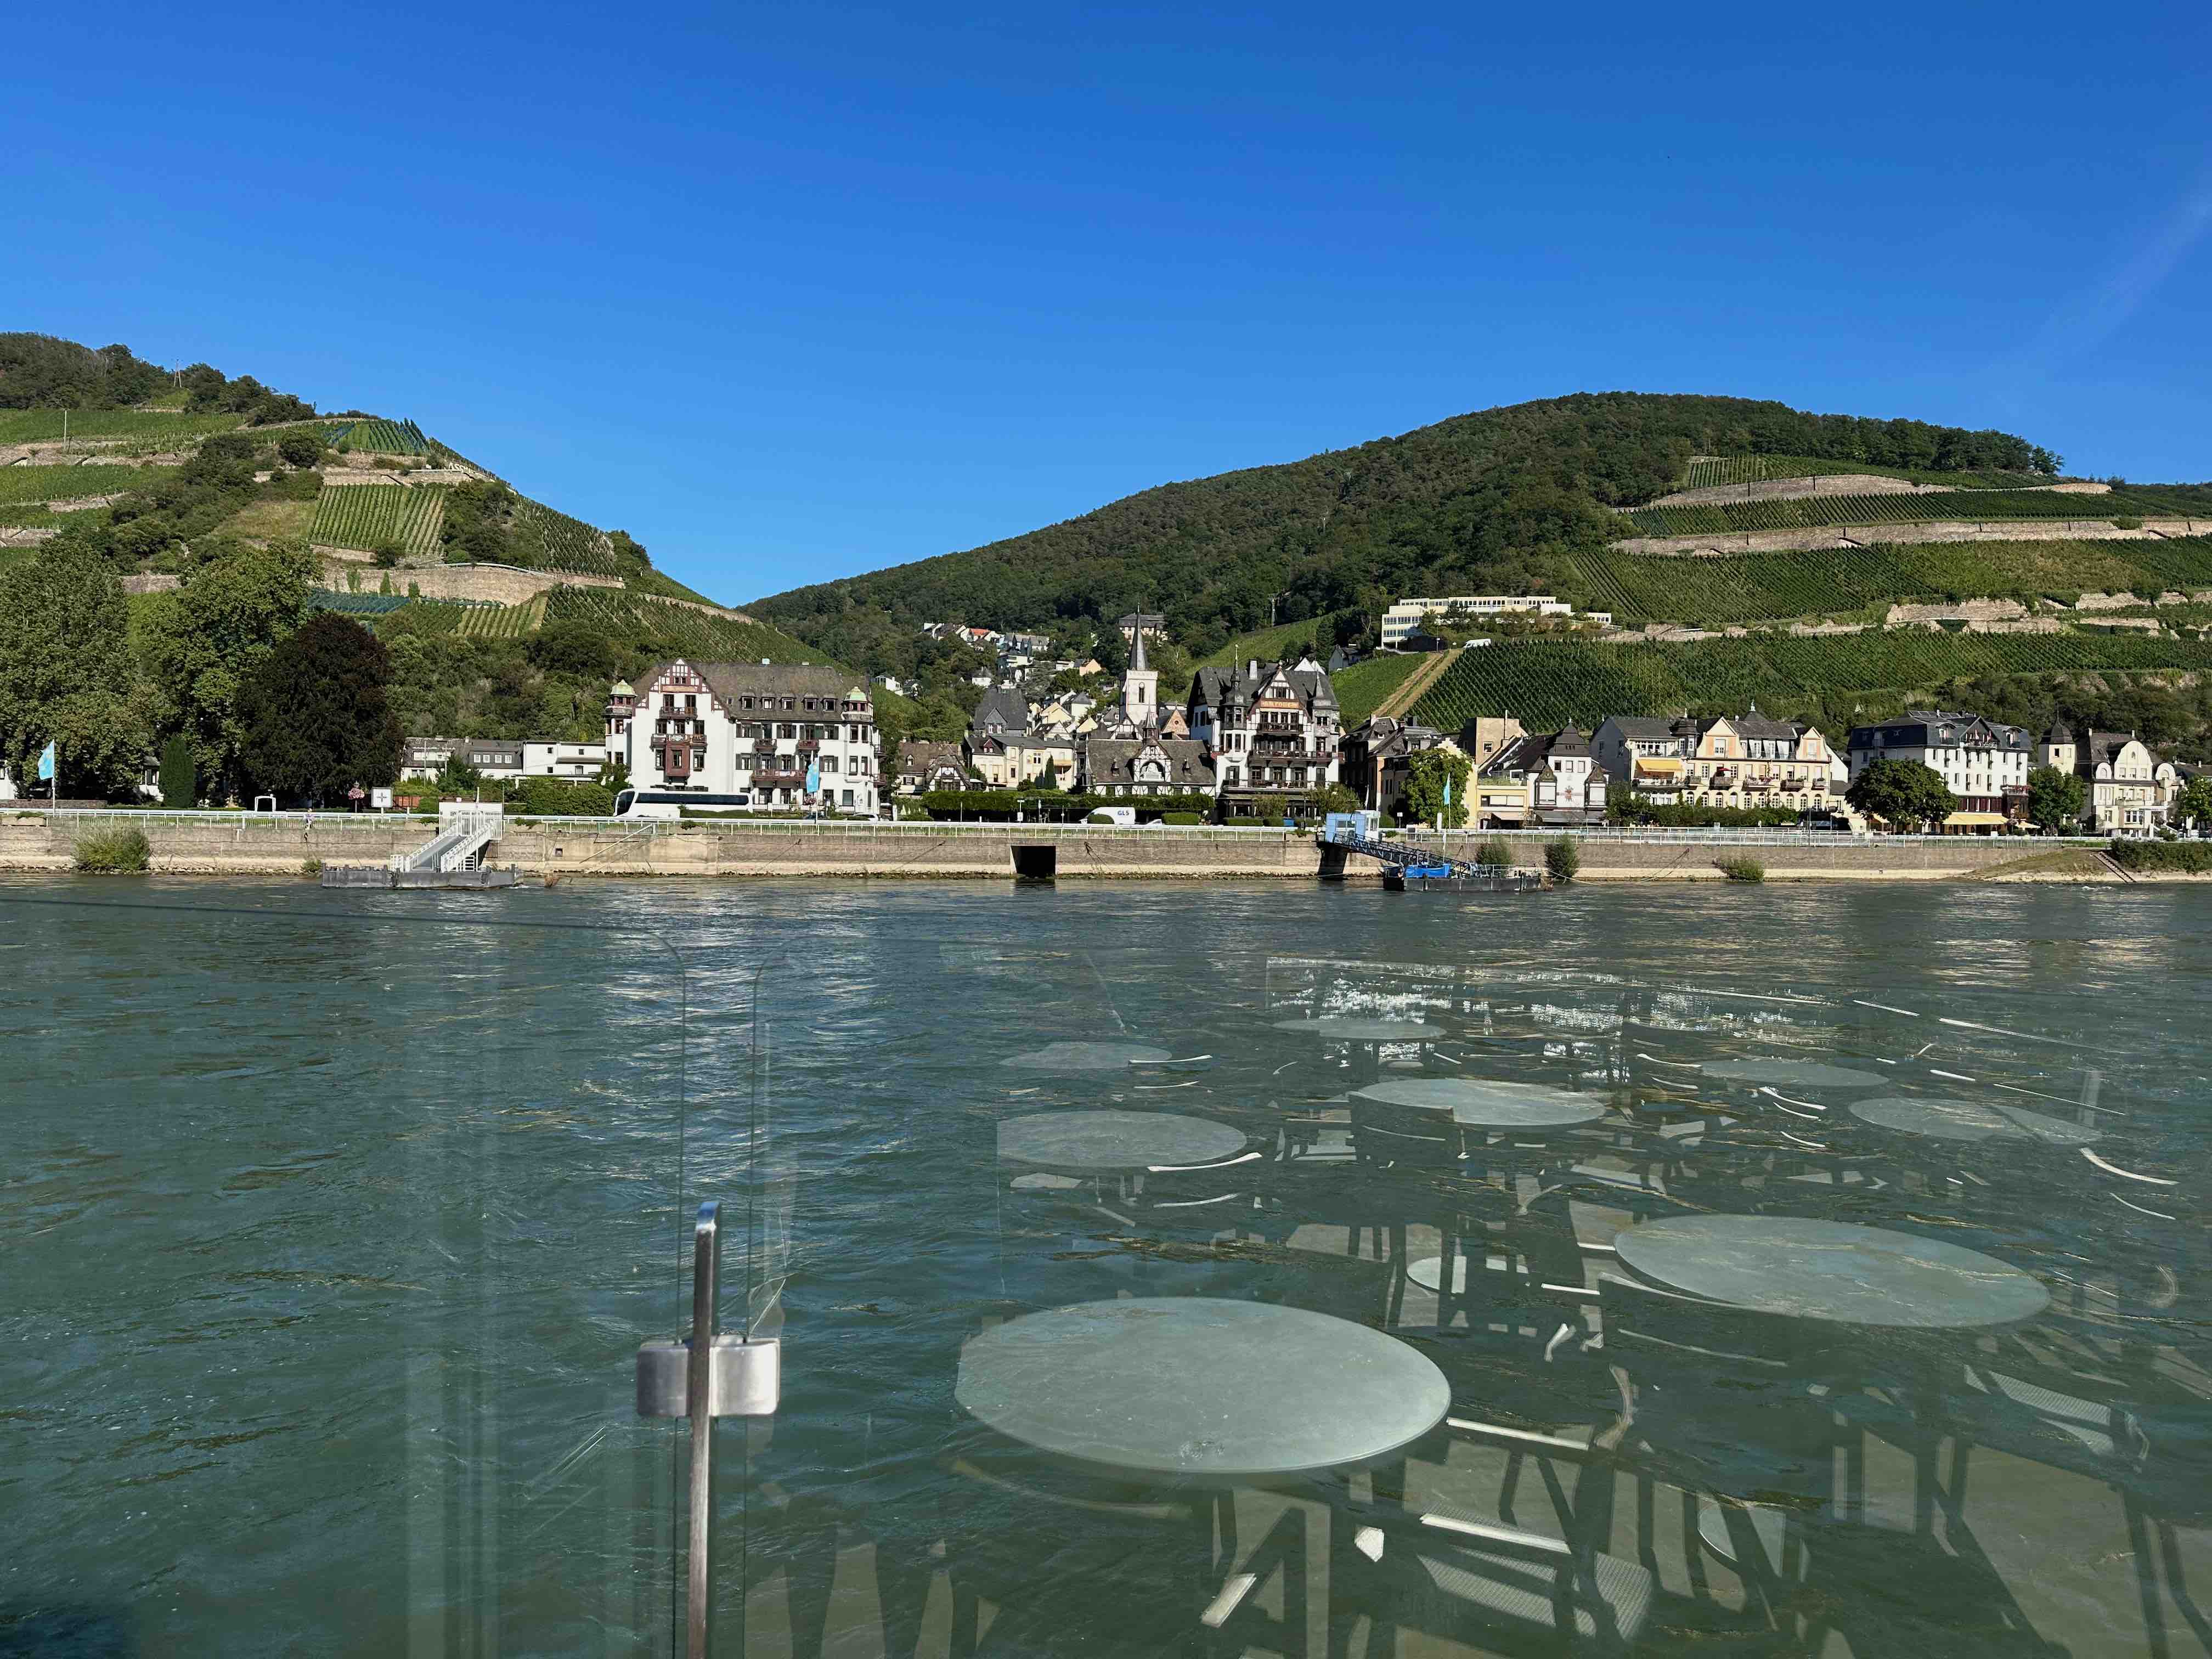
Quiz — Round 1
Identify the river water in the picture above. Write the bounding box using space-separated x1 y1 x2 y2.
3 876 2208 1657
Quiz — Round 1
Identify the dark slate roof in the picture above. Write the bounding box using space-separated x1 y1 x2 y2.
1188 659 1338 716
1082 736 1217 789
646 661 866 707
969 685 1030 737
1600 715 1683 742
898 740 967 777
2083 730 2140 766
1730 709 1799 741
1486 727 1594 776
1846 709 2030 751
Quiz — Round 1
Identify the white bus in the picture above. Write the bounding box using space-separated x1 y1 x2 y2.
612 789 756 820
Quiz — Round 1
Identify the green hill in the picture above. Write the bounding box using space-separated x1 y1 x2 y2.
751 392 2062 672
4 333 831 749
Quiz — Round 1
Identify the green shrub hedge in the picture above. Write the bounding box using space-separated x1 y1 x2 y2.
75 825 151 873
2109 839 2212 873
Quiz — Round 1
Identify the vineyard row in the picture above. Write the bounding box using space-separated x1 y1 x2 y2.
1408 630 2212 735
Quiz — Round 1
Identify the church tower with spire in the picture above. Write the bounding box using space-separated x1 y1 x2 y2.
1121 620 1158 733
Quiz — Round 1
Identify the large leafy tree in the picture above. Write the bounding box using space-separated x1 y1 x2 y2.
1846 758 1957 832
237 613 403 804
2174 775 2212 831
0 543 151 798
1398 748 1472 826
136 538 317 799
2024 765 2086 833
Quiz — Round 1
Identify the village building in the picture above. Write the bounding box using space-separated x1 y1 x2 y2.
2038 725 2178 835
1474 728 1606 827
1077 625 1216 798
1186 656 1341 811
605 661 878 813
1340 715 1447 815
1593 710 1839 812
890 739 968 795
1845 710 2030 830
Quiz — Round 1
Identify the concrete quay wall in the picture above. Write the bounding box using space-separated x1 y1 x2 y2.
0 815 2083 882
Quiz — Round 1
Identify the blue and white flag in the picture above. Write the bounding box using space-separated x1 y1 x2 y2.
804 763 821 794
35 741 55 782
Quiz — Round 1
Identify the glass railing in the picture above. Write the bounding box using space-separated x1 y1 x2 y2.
7 877 2209 1656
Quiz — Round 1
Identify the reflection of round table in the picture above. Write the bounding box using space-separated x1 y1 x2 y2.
1002 1040 1172 1072
1352 1077 1605 1131
1848 1096 2100 1147
998 1110 1246 1175
1615 1215 2048 1330
1699 1059 1887 1092
956 1298 1450 1483
1273 1018 1432 1043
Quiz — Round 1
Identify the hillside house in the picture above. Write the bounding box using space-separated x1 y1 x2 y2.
605 661 878 812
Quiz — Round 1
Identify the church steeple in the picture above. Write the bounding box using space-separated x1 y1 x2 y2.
1121 612 1158 733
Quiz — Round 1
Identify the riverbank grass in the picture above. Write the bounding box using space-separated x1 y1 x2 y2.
75 825 151 873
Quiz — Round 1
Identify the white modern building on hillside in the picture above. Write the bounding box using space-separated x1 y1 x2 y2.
1380 595 1610 646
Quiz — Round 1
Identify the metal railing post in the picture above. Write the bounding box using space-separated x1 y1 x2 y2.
687 1201 720 1659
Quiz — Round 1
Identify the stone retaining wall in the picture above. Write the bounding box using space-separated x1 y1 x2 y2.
1612 518 2210 557
0 816 2076 882
313 561 627 603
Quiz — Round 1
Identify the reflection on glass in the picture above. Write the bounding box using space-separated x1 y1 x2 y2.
4 882 2208 1656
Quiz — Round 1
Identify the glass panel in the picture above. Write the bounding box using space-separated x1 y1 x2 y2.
12 878 2210 1656
0 883 684 1654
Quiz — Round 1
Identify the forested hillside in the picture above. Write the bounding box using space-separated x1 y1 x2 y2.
751 393 2060 674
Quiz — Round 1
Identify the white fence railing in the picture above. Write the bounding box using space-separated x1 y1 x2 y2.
1 806 2117 848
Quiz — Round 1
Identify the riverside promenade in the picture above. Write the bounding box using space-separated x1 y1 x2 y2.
0 809 2117 881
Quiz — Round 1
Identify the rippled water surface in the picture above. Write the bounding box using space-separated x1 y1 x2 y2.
3 876 2209 1657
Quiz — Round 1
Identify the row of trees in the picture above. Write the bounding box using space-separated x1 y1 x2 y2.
0 333 315 424
0 540 402 804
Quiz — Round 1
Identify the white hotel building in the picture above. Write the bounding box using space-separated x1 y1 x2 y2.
605 659 879 813
1379 595 1609 646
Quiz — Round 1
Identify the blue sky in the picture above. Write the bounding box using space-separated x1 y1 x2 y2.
4 2 2208 605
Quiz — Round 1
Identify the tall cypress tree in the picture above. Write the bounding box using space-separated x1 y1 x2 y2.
237 613 403 804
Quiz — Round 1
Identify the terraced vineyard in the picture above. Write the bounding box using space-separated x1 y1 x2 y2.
1409 631 2212 735
0 504 63 530
0 464 157 506
455 595 544 637
0 410 245 445
1624 487 2200 539
1328 652 1426 724
309 484 449 556
1570 536 2212 627
309 590 416 616
511 498 624 575
341 418 432 454
1679 455 2058 492
546 588 828 664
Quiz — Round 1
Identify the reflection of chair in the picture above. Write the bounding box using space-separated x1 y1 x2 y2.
1596 1274 1849 1630
1350 1094 1504 1328
1327 1416 1655 1658
941 1438 1307 1656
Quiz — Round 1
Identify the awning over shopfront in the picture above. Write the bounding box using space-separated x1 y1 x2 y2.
1632 758 1684 778
1942 811 2009 827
